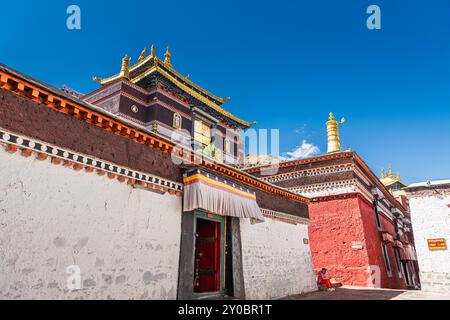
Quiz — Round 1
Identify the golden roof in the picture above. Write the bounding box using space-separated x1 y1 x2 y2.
380 165 406 188
93 46 253 127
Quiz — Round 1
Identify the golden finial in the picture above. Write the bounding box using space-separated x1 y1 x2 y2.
326 112 345 154
119 54 130 79
150 44 156 57
164 47 172 68
388 165 393 178
138 47 147 63
92 76 103 84
381 169 386 179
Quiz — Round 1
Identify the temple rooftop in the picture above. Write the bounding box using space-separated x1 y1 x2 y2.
91 46 254 128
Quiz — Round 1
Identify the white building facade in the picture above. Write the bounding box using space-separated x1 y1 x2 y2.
405 180 450 295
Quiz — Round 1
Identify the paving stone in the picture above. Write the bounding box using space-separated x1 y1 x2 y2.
281 285 450 300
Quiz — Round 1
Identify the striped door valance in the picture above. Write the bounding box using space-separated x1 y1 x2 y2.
183 169 264 221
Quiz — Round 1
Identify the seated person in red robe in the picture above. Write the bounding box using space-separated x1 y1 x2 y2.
317 268 335 291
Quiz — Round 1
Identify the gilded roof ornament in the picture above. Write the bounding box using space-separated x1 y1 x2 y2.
326 112 345 154
150 44 156 57
164 47 172 68
92 76 103 83
119 54 130 79
138 48 147 63
388 165 393 178
380 165 406 188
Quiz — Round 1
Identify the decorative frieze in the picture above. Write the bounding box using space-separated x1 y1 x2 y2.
288 179 358 197
0 128 183 195
262 164 353 183
259 208 310 225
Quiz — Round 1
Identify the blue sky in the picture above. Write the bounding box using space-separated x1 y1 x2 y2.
1 0 449 182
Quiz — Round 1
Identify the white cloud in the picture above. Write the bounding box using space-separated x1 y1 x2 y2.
282 140 320 160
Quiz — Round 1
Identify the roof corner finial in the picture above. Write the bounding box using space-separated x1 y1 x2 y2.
150 44 156 57
119 54 130 79
138 47 147 63
92 76 103 84
381 168 385 179
164 47 172 68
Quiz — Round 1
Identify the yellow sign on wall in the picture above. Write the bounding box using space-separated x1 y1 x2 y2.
427 238 447 251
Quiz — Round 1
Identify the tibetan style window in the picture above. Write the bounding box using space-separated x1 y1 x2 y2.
394 219 400 239
173 113 182 129
373 200 382 231
194 119 212 147
381 243 392 277
394 248 403 279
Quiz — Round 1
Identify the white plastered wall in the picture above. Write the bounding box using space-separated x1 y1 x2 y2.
239 218 317 299
0 148 182 300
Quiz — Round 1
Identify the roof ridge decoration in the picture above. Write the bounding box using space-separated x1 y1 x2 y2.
92 45 252 127
94 45 226 103
380 164 406 187
138 47 147 63
164 47 172 68
119 54 130 79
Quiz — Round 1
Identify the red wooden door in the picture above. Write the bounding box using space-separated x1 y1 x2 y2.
194 218 221 292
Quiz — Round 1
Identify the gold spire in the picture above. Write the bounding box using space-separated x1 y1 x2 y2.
138 48 147 63
150 44 156 57
388 164 393 178
380 165 406 190
119 54 130 79
326 112 345 154
164 47 172 68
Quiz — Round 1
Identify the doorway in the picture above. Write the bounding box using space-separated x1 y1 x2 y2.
177 212 245 299
194 217 223 292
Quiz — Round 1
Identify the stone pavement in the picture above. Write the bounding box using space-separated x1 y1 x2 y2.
282 286 450 300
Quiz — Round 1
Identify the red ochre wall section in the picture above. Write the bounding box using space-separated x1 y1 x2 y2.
309 194 407 289
309 196 371 287
358 197 406 289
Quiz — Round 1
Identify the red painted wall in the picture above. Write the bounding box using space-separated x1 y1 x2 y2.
309 195 371 287
309 194 407 289
357 197 406 289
